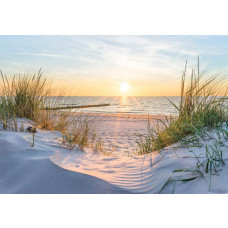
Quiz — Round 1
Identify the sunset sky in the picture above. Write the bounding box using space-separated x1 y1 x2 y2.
1 35 228 96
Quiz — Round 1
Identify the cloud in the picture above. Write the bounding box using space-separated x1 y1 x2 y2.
14 52 68 58
5 36 228 90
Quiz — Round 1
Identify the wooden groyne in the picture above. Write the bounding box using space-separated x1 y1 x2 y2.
44 103 110 111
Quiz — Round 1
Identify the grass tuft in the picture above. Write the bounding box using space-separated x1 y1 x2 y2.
137 59 228 154
0 70 98 151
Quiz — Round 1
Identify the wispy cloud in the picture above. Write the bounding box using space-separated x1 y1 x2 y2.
14 52 68 58
1 35 228 95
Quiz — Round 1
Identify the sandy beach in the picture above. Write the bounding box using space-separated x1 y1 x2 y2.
89 114 150 156
0 36 228 195
1 114 228 194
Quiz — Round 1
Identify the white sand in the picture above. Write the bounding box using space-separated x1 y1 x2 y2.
91 114 150 156
0 129 129 194
1 115 228 194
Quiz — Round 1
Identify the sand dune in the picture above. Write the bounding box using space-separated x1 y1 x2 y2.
1 116 228 194
0 131 129 194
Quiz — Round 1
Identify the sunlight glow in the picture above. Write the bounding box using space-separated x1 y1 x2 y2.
120 82 130 93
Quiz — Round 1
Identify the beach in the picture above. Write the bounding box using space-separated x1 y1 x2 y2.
1 113 228 194
0 114 150 193
86 113 162 156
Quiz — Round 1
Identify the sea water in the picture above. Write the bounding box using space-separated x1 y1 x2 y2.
58 96 180 116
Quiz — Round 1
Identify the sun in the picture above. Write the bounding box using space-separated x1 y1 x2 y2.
120 82 130 93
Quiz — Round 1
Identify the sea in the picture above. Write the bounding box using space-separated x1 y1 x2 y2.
58 96 180 116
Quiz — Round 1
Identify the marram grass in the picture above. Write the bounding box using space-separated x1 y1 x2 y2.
0 70 99 151
137 60 228 154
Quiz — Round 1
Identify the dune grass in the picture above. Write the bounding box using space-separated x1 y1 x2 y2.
137 60 228 154
0 69 50 130
136 59 228 192
159 130 227 193
0 70 98 151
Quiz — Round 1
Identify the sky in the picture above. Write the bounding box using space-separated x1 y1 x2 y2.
1 35 228 96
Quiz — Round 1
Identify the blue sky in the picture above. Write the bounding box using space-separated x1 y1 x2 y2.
0 35 228 95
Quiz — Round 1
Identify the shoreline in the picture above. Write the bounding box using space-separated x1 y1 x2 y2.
73 112 178 120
